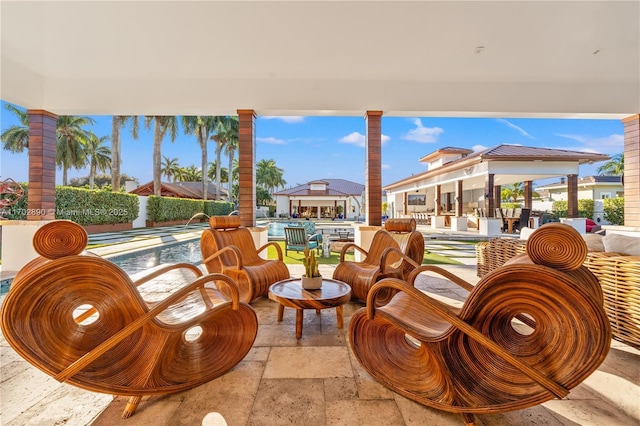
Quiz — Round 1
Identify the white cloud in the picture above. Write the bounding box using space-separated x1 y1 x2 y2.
262 116 305 123
339 132 365 146
556 134 587 143
339 132 390 147
472 144 488 152
556 133 624 152
497 119 535 139
382 163 390 170
402 119 444 143
256 136 286 145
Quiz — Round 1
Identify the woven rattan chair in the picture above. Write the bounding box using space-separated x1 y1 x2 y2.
332 218 424 304
1 220 258 419
200 216 290 303
349 223 611 425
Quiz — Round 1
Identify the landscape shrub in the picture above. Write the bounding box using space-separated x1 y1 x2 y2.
203 200 234 217
1 185 138 225
603 197 624 225
551 199 594 219
55 187 139 225
146 197 233 222
499 202 521 209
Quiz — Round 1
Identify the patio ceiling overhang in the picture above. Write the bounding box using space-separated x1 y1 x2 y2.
1 1 638 118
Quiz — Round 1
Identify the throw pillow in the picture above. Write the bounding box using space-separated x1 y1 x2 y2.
582 233 604 252
519 227 535 240
603 233 640 256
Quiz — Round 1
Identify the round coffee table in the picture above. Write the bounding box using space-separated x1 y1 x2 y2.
268 278 351 339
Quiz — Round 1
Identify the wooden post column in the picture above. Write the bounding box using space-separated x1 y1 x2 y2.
623 114 639 226
567 174 578 218
403 192 408 215
365 111 382 226
493 185 501 212
435 185 442 215
27 110 57 220
455 179 463 217
237 109 256 227
524 181 533 210
484 174 495 217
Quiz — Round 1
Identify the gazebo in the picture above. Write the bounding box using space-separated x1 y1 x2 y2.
384 144 610 232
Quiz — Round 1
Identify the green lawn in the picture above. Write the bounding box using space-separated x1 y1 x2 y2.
267 241 461 265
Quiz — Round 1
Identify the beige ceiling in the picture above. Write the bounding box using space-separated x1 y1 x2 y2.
1 0 638 118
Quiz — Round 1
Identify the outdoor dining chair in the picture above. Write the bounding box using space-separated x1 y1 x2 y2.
283 226 322 256
1 220 259 419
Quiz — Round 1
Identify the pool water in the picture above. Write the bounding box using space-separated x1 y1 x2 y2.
108 238 202 275
266 221 316 237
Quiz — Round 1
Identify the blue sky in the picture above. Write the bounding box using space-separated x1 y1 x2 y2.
0 101 624 188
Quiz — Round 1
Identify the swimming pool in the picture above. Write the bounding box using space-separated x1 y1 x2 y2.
107 238 202 275
266 221 316 237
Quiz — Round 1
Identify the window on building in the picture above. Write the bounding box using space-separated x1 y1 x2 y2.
601 193 611 199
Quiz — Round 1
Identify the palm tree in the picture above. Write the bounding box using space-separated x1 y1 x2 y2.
161 156 181 182
597 153 624 176
207 161 228 192
256 158 286 198
1 104 30 153
211 116 239 200
84 133 111 189
110 116 139 192
144 116 179 196
56 115 96 185
501 182 525 203
222 118 239 194
182 116 221 200
178 165 202 182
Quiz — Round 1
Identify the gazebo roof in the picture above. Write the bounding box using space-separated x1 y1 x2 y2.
384 145 611 192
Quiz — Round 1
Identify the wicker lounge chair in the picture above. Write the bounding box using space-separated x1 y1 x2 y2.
332 218 424 304
349 223 611 425
200 216 290 303
1 220 258 419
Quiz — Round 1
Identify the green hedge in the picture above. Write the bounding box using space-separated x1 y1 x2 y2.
1 185 139 225
551 199 594 219
55 187 139 225
500 202 521 209
146 196 234 222
203 200 235 217
603 197 624 225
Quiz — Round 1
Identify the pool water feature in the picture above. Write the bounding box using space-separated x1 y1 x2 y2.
107 238 202 275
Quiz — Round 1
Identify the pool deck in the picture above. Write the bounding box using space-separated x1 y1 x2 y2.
1 224 639 426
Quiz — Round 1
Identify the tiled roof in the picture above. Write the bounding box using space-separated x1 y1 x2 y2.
129 181 228 199
535 175 622 189
419 146 474 163
385 144 611 190
274 178 365 196
476 144 610 162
